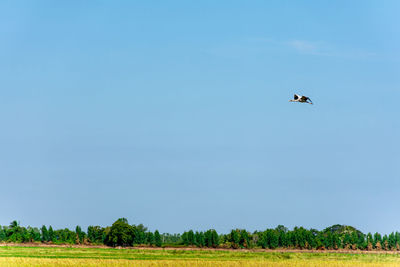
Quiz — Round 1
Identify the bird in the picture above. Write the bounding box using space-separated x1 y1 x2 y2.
289 94 313 104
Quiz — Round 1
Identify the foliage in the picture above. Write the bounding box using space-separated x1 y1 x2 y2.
0 220 399 252
104 218 135 247
87 226 105 244
154 230 162 247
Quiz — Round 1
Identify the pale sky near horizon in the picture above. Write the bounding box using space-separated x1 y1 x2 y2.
0 1 399 235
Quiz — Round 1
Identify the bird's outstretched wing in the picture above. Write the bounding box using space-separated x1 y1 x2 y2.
300 95 313 104
305 97 313 104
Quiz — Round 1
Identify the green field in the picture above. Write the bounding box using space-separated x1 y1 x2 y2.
0 246 399 266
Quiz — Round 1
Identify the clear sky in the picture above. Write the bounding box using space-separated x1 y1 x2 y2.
0 1 399 234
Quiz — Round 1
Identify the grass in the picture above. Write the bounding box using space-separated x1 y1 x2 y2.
0 246 399 266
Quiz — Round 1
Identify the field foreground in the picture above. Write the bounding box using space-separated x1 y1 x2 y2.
0 246 400 266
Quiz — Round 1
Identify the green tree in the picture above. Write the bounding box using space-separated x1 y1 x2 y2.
146 232 154 246
211 229 219 248
314 232 325 249
350 231 358 249
382 235 389 250
276 226 288 247
305 229 316 249
230 230 240 249
87 226 104 244
332 233 341 249
48 226 55 243
204 229 219 248
0 227 6 241
257 231 267 248
41 225 49 242
181 232 188 245
357 233 366 250
187 230 195 245
8 221 25 243
239 230 250 248
373 232 382 249
195 231 205 247
55 228 75 244
154 230 162 247
266 229 279 249
27 227 41 242
133 224 147 245
75 226 85 244
388 232 396 250
325 231 333 249
395 232 400 250
367 233 373 250
343 233 351 248
286 231 294 248
104 218 134 247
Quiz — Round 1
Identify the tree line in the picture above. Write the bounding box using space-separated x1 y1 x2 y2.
1 219 399 250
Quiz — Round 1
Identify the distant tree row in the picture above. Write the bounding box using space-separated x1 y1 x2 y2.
212 225 400 250
1 220 399 251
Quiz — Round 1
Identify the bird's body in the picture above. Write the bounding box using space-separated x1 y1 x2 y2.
289 94 313 104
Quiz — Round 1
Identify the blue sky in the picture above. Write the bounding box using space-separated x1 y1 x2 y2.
0 1 399 234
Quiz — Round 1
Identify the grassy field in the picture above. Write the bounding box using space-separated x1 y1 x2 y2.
0 246 399 266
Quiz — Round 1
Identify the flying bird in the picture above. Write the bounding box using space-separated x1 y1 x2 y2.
289 94 313 104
